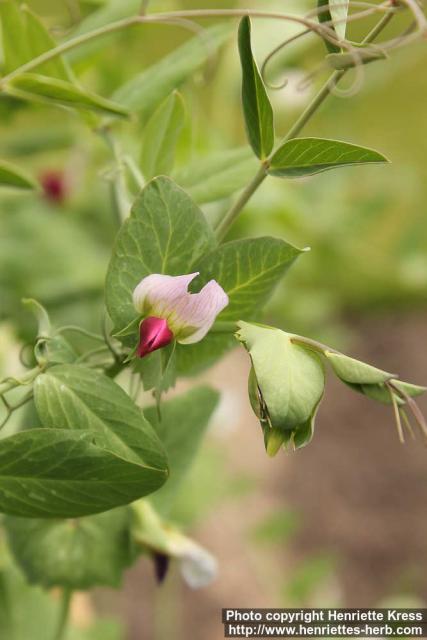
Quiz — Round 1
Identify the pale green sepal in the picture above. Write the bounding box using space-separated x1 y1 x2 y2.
324 351 395 385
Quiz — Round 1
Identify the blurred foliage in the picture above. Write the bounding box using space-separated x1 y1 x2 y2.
0 0 426 634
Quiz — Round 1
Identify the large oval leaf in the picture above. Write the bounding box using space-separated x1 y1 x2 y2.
238 17 274 159
105 176 216 334
176 334 236 378
0 365 168 518
194 236 305 321
269 137 388 178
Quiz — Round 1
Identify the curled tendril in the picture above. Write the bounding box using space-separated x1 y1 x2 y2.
260 0 425 102
261 2 391 94
261 29 311 90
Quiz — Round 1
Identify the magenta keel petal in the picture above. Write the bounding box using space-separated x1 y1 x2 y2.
137 317 174 358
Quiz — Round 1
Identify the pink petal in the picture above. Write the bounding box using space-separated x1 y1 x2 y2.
172 280 229 344
133 273 198 315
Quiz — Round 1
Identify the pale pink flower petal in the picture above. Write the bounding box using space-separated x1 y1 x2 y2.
173 280 229 344
133 273 198 316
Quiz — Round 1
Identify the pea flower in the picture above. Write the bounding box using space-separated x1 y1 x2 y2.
133 273 228 358
133 500 217 589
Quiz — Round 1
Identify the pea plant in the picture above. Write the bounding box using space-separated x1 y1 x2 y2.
0 0 426 636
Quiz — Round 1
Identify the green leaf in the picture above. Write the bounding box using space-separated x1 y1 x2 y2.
6 74 129 118
0 2 71 79
238 17 274 159
0 1 31 72
360 380 427 405
176 333 236 377
0 365 168 518
174 146 258 204
328 0 349 41
144 387 219 514
324 351 394 384
318 0 349 54
0 159 38 191
105 176 216 335
5 507 134 589
194 236 305 321
132 351 162 391
113 24 231 119
236 322 325 451
22 6 72 80
269 137 388 178
140 91 185 180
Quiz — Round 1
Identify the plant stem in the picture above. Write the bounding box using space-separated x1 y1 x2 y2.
282 70 346 143
0 367 40 396
211 320 238 334
54 589 72 640
58 326 105 342
215 3 397 239
215 164 268 240
100 129 131 226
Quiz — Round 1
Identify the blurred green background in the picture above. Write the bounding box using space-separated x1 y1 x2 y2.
0 1 426 639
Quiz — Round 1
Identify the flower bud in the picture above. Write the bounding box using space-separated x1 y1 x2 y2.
40 170 67 204
132 500 217 589
237 321 325 455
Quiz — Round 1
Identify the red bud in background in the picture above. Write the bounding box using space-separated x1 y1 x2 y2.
40 170 67 204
